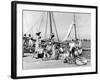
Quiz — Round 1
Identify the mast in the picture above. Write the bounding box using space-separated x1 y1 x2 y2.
49 11 53 34
45 11 59 42
51 12 59 42
44 12 48 39
73 13 77 40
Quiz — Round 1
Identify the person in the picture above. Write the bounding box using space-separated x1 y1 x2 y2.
74 39 82 56
49 33 57 59
23 34 28 48
64 40 87 65
35 32 41 50
23 34 27 56
50 33 55 44
23 34 26 40
37 45 44 59
59 43 65 54
28 34 33 53
43 42 52 59
63 41 78 63
34 32 42 58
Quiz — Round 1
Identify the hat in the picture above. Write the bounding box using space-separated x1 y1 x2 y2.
29 34 31 37
24 34 26 37
36 32 41 36
51 33 55 38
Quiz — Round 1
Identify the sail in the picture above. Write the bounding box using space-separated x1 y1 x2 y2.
62 22 73 42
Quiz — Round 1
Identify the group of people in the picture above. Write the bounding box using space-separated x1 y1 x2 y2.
63 41 87 65
23 33 35 53
23 32 87 65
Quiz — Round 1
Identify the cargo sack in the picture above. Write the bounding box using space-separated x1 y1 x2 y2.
75 57 87 65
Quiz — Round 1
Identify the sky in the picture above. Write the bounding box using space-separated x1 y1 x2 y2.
23 10 91 40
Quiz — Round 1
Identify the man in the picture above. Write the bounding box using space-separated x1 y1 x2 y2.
35 32 41 52
49 33 57 59
34 32 42 58
23 34 28 48
50 33 55 44
28 34 33 53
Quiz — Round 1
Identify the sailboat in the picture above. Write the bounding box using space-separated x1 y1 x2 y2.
33 11 82 59
24 11 90 57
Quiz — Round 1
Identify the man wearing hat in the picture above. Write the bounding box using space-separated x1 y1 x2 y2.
34 32 42 58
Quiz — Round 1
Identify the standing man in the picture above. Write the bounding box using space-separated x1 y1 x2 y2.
23 34 28 48
50 33 56 59
34 32 41 58
28 34 33 53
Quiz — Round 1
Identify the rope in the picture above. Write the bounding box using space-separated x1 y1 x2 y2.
44 12 48 39
26 12 45 34
62 22 73 41
76 14 80 40
38 12 45 32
